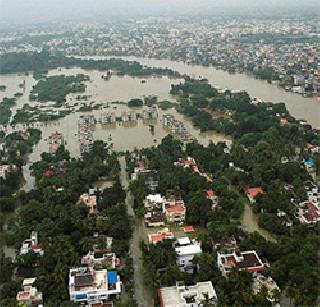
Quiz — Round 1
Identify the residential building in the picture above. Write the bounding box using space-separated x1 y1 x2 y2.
78 193 98 216
144 211 166 227
100 112 116 124
158 281 217 307
69 267 121 305
16 278 43 307
252 275 280 302
207 189 219 209
217 249 266 277
144 194 166 212
20 231 44 256
164 200 186 225
148 228 175 245
213 236 238 252
175 237 202 274
81 250 120 269
295 201 320 224
246 187 264 203
48 131 64 154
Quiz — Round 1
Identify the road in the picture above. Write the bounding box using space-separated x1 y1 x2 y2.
119 157 154 307
241 201 277 243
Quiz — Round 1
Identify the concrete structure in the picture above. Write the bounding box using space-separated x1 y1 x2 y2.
69 267 121 305
207 189 219 210
148 228 175 245
48 131 64 154
295 201 320 224
78 193 98 216
81 250 119 269
164 200 186 225
100 112 116 124
20 231 44 256
16 278 43 307
158 281 217 307
144 194 166 212
175 237 202 274
217 250 265 277
252 275 280 303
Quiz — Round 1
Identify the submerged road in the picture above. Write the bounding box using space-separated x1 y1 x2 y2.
119 157 154 307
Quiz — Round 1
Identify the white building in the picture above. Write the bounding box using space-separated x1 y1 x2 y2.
16 278 43 307
158 281 217 307
175 237 202 274
20 231 44 256
144 194 166 211
0 164 17 180
69 267 121 305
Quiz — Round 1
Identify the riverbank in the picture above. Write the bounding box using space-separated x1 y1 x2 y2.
94 55 319 129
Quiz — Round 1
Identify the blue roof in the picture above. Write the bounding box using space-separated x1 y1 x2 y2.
107 271 117 284
305 158 314 166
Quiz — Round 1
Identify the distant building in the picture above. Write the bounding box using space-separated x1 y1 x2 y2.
217 249 266 277
16 278 43 307
20 231 44 256
175 237 202 274
69 267 121 305
158 281 217 307
142 107 158 119
100 112 116 124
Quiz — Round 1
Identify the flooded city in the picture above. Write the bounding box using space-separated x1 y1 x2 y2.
1 3 319 306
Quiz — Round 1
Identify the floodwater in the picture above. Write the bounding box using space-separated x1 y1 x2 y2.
0 66 231 259
109 56 320 129
241 202 277 243
119 157 154 306
0 67 231 190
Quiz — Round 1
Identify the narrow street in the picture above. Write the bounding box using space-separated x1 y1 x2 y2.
241 201 277 243
119 157 154 307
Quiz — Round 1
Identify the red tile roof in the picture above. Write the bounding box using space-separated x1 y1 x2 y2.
207 189 217 197
183 226 194 232
303 203 320 222
165 202 185 213
246 187 264 197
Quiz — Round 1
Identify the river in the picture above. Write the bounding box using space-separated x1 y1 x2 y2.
82 56 320 129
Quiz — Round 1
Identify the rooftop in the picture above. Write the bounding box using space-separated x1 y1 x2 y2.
246 187 264 197
158 281 217 307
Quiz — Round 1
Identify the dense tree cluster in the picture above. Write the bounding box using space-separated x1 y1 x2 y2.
1 142 133 306
30 74 89 104
0 52 180 77
0 97 16 125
